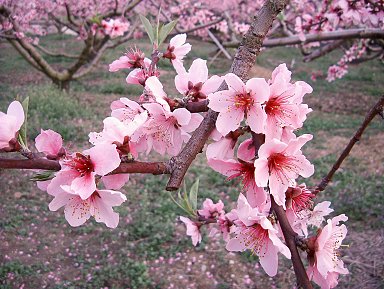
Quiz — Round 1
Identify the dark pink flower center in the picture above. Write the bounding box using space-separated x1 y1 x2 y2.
264 94 294 126
234 92 254 113
286 187 314 213
241 224 269 255
268 153 300 182
187 81 206 101
68 153 94 176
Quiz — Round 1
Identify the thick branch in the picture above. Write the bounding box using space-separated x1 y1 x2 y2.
34 44 78 59
271 197 314 289
303 39 345 62
0 157 169 176
165 0 289 191
224 28 384 48
315 95 384 192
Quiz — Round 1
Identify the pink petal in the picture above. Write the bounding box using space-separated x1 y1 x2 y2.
174 73 189 94
109 55 131 72
7 101 24 130
35 129 63 155
172 108 191 126
207 91 234 112
258 139 287 159
71 172 97 200
201 75 223 95
226 236 246 252
269 172 290 208
216 109 244 136
188 58 208 84
48 191 72 211
170 33 187 47
259 239 278 276
91 196 120 228
246 78 270 103
253 158 269 187
102 174 129 190
284 134 313 155
97 189 127 206
181 113 203 133
224 73 244 93
207 158 241 177
237 138 255 162
64 197 91 227
246 104 266 133
86 144 121 176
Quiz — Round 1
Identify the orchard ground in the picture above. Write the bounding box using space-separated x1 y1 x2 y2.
0 35 383 289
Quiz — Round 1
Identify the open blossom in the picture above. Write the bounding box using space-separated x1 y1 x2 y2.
35 129 64 158
180 216 202 246
208 73 269 136
109 47 146 72
307 214 349 288
139 102 202 156
174 58 222 102
254 134 314 208
264 64 313 139
125 58 158 86
226 194 291 276
111 97 146 124
163 33 191 73
208 138 268 208
49 186 127 228
102 19 129 38
135 76 203 156
89 115 147 157
198 198 225 219
47 144 121 200
0 100 24 150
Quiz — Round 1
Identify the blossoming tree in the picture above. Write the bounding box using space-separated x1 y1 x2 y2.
1 0 383 288
0 0 143 90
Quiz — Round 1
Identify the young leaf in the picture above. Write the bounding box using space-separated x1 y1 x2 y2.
30 171 55 182
139 14 155 44
189 178 199 211
158 20 178 46
17 96 29 149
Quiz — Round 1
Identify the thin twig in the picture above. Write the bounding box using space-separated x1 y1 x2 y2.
315 95 384 193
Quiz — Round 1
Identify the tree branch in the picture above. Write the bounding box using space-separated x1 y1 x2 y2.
224 28 384 48
165 0 289 191
315 95 384 193
0 157 170 176
34 44 79 59
271 197 314 289
303 39 345 62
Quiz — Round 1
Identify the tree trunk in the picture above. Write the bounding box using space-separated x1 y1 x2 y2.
53 79 71 91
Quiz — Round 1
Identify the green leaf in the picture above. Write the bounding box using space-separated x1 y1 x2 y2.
158 20 178 46
17 96 29 149
139 14 155 44
169 192 192 216
30 171 55 182
189 178 199 211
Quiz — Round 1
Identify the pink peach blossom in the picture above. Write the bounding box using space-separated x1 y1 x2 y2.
180 216 201 246
208 73 269 135
198 198 225 219
307 214 349 288
139 102 202 156
174 58 222 102
163 34 192 73
35 129 64 157
254 134 314 208
0 101 24 149
111 97 146 124
264 64 313 139
48 144 121 200
208 138 268 208
226 194 291 276
109 47 146 72
49 186 127 228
